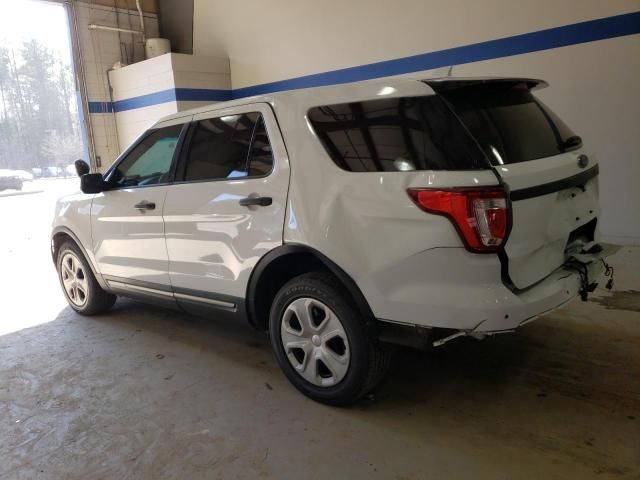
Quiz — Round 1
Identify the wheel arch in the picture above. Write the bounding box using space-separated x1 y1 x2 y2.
51 226 107 289
246 244 375 330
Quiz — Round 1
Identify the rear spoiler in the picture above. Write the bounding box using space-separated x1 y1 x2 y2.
424 77 549 93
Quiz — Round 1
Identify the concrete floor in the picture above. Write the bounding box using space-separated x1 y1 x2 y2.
1 180 639 479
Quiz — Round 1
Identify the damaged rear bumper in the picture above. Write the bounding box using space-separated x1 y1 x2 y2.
434 242 621 344
375 243 620 348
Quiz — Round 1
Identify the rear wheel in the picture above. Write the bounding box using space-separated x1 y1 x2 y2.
56 241 116 315
269 271 391 405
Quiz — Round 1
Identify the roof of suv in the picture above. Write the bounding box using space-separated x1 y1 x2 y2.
153 75 548 127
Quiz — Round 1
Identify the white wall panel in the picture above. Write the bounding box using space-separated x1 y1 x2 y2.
114 103 179 148
108 53 230 149
192 0 640 241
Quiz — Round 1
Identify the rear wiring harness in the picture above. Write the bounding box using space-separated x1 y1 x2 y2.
563 257 615 301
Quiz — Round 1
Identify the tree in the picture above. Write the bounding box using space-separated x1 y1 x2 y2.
0 39 82 170
40 130 83 168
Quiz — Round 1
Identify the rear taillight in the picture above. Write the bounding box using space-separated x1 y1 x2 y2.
407 187 509 253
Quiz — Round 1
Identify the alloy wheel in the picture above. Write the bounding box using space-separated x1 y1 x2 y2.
60 252 89 308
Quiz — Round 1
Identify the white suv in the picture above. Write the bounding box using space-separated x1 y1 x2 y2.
52 77 617 405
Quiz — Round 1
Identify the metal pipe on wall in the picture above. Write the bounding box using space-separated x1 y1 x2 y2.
135 0 146 43
88 24 143 36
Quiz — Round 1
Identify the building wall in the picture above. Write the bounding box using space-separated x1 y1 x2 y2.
109 53 230 147
72 1 159 169
191 0 640 243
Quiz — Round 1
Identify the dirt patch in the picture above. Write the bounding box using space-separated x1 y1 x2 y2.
591 290 640 312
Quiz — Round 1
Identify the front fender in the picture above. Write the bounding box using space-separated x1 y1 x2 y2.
51 193 106 288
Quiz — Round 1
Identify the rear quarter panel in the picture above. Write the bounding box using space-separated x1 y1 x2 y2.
273 82 501 323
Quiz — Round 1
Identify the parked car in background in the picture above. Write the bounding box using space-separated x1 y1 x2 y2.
0 169 24 191
51 76 618 405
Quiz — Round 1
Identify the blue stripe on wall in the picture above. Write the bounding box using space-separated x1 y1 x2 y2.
88 11 640 113
88 88 231 114
174 88 232 103
88 101 114 114
232 10 640 98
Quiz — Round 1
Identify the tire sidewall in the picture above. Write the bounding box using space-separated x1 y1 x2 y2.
269 274 373 405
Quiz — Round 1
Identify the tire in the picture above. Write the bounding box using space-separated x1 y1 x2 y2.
56 241 116 315
269 271 391 406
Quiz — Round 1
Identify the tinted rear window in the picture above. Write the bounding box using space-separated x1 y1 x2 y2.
440 83 580 165
308 96 488 172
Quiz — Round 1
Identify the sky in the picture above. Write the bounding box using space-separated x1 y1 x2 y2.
0 0 72 65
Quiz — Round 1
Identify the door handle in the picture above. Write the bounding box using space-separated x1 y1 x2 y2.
134 201 156 210
239 196 272 207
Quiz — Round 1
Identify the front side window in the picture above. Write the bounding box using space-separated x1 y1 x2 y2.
108 124 183 188
308 96 488 172
183 112 274 182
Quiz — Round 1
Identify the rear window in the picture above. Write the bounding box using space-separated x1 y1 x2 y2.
439 82 580 165
308 96 488 172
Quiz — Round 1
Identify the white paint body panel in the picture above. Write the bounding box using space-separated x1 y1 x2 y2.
51 77 615 334
51 191 97 270
88 116 193 287
162 103 290 298
498 149 600 289
91 186 171 285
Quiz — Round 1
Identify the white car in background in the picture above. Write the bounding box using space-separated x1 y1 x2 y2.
51 77 617 405
0 169 24 191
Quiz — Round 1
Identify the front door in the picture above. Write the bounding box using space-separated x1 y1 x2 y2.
91 119 189 290
162 103 290 309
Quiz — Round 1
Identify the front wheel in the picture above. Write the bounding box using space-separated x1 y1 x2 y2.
269 271 391 406
56 241 116 315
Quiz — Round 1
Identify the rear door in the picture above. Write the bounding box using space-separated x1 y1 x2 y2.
438 79 600 289
162 103 290 309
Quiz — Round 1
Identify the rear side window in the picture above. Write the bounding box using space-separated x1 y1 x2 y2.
307 96 488 172
440 83 580 165
183 113 273 182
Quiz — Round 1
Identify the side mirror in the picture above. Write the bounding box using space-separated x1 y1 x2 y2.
80 173 108 194
74 159 90 177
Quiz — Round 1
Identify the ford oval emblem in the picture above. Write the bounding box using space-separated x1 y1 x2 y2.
577 154 589 169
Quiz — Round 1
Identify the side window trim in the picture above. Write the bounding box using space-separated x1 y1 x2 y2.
167 122 193 184
103 122 190 191
173 121 197 183
172 112 275 186
244 116 260 174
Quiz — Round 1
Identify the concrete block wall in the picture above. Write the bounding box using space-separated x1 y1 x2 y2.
73 1 159 169
108 53 231 148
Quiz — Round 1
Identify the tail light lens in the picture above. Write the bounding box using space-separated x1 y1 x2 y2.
407 187 509 253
